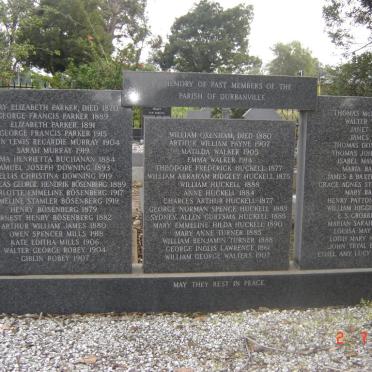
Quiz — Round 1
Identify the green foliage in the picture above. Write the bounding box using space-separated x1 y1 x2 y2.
152 0 261 73
267 41 320 76
100 0 148 40
18 0 112 73
0 0 35 83
323 0 372 52
0 33 13 84
360 298 372 308
322 52 372 96
51 59 123 89
45 59 154 90
171 107 195 118
100 0 149 66
277 110 299 126
15 0 149 73
230 108 247 119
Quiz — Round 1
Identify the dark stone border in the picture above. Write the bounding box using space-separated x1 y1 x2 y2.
0 268 371 314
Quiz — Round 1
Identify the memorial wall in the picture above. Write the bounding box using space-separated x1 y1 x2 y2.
0 71 370 313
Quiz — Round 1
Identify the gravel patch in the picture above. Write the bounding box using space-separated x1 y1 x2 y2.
0 304 371 371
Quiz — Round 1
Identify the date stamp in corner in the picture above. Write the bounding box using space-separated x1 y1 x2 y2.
336 328 369 348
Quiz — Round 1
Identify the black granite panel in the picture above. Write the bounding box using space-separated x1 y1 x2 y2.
297 96 372 269
0 269 371 313
143 118 295 272
122 71 317 110
0 89 132 274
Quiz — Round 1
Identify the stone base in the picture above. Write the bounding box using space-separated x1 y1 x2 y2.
0 265 371 314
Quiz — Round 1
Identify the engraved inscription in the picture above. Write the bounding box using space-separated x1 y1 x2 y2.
144 119 295 273
172 278 266 289
0 91 131 274
122 71 317 110
300 96 372 268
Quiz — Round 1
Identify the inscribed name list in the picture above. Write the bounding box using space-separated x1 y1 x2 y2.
0 89 132 274
298 96 372 269
144 118 295 273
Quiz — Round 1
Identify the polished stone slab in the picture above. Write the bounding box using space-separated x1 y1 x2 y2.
0 89 132 274
0 267 371 313
122 71 317 110
296 96 372 269
143 118 295 273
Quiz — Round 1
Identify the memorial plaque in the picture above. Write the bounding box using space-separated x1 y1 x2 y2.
296 96 372 269
144 118 295 273
0 89 132 274
122 71 317 110
142 107 171 117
